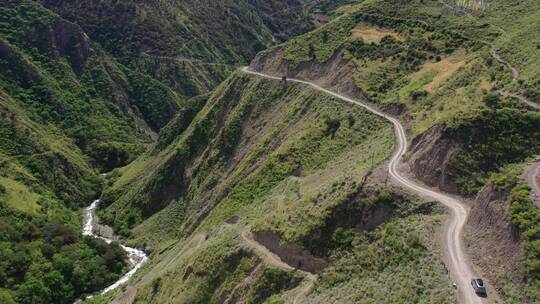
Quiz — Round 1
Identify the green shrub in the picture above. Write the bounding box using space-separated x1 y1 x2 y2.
247 268 301 304
508 184 540 301
482 92 501 108
151 277 162 294
411 90 428 101
324 116 341 137
446 109 540 195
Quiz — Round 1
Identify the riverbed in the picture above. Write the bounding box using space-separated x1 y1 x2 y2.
82 200 148 297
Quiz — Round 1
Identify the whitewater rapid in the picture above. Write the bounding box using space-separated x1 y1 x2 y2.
83 200 148 297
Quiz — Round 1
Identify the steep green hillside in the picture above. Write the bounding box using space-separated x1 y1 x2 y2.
0 1 186 170
0 1 184 302
250 0 540 301
91 73 453 303
100 72 394 239
2 0 538 303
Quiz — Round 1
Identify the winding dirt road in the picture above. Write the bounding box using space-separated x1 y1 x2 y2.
241 67 483 304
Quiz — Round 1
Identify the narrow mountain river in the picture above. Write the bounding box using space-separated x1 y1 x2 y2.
82 200 148 297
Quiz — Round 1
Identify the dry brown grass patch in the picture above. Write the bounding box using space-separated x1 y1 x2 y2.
351 26 401 43
479 80 493 91
410 50 467 92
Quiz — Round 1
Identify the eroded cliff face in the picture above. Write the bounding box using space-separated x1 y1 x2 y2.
45 20 92 75
467 184 524 296
405 126 527 296
404 125 460 193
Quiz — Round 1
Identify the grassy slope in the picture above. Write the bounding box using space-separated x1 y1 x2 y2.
0 91 99 205
486 0 540 99
287 212 452 304
95 73 454 303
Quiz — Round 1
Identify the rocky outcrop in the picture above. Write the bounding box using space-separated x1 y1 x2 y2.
29 19 93 76
49 20 92 74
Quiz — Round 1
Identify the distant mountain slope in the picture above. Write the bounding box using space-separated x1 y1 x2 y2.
41 0 323 97
0 1 186 171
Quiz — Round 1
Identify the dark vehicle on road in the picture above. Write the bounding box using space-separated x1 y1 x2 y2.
471 278 487 296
